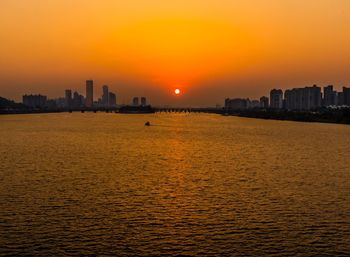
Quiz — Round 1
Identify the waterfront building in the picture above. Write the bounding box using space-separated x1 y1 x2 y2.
109 92 117 107
270 89 283 109
22 94 47 108
45 99 57 109
225 98 250 110
284 88 304 110
225 98 230 109
343 87 350 106
132 97 139 106
141 97 147 106
260 96 269 108
54 98 65 109
304 85 322 110
250 100 260 108
72 91 84 108
65 89 72 108
284 85 322 110
284 89 293 110
85 80 94 107
337 92 344 106
323 85 337 106
102 85 109 107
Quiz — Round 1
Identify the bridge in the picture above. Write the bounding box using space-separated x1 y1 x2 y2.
153 107 223 114
1 106 224 115
63 107 224 114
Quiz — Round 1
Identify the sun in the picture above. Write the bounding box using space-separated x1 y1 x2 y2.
174 88 181 95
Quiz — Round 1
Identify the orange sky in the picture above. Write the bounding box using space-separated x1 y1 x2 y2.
1 0 350 106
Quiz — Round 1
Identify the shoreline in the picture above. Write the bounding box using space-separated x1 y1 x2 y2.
224 108 350 125
1 108 350 125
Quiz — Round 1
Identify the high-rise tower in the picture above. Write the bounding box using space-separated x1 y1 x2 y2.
65 89 72 108
85 80 93 107
102 85 109 106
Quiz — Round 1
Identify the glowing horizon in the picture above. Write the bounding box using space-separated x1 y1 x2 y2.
1 0 350 106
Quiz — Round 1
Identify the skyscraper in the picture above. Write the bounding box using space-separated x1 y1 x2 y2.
141 97 147 106
72 91 84 108
65 89 72 108
306 85 322 110
270 89 283 109
259 96 269 108
284 85 322 110
102 85 109 107
343 87 350 106
132 97 139 106
109 92 117 107
337 92 344 106
85 80 93 107
323 85 337 106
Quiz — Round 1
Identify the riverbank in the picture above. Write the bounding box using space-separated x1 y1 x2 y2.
226 108 350 125
2 106 350 125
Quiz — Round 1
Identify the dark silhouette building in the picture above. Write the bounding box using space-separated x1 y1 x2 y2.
85 80 94 107
108 92 116 107
225 98 250 110
284 85 321 110
141 97 147 106
22 94 47 108
337 92 344 106
132 97 139 106
323 85 337 106
65 89 72 108
270 89 283 109
72 91 85 108
343 87 350 106
102 85 109 107
260 96 269 108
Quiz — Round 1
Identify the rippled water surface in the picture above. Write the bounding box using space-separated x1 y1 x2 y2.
0 113 350 256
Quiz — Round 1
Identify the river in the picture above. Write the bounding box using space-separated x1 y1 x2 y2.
0 113 349 256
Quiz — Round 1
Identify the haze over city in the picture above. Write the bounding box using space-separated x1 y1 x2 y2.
1 0 350 106
1 1 350 256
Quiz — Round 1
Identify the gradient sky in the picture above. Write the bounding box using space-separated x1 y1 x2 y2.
1 0 350 106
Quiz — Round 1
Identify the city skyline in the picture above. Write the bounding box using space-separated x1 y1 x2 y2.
1 2 350 255
1 0 350 106
4 79 350 108
17 80 350 110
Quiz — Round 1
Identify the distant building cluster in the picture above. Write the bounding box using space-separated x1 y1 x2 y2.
20 80 140 109
22 94 47 109
21 80 151 110
224 98 260 110
132 97 147 106
225 85 350 111
62 80 118 109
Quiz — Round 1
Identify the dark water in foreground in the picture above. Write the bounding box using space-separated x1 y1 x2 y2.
0 113 349 256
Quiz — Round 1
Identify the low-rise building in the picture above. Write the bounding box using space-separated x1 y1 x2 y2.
260 96 269 108
225 98 250 110
22 94 47 108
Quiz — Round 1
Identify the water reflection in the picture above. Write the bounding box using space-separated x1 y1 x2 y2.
0 113 349 256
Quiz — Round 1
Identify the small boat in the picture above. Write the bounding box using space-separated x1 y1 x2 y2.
145 121 151 126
